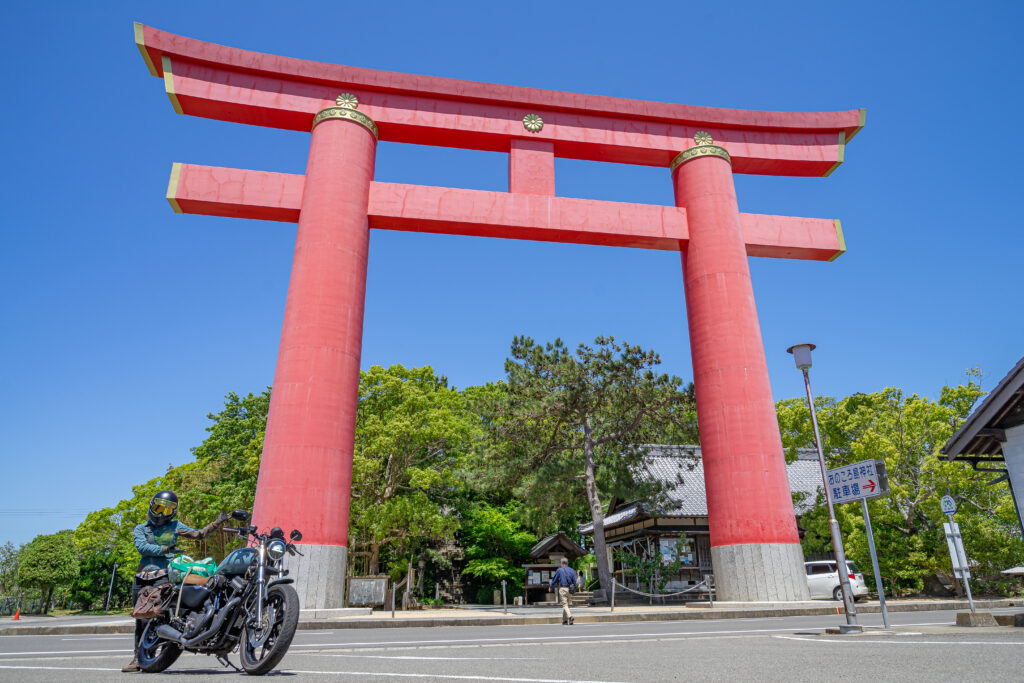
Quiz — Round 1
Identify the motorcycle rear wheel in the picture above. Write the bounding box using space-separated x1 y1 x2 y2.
239 583 300 675
137 620 183 673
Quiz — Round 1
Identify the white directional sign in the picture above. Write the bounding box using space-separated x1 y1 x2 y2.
825 459 889 504
944 521 970 579
940 495 957 515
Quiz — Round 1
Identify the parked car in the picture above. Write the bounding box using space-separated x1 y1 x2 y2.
804 560 869 601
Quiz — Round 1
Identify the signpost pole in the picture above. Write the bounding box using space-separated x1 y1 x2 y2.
801 375 858 626
860 498 889 629
788 343 859 632
104 561 117 614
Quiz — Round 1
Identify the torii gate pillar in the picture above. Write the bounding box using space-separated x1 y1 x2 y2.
672 140 807 600
251 106 378 608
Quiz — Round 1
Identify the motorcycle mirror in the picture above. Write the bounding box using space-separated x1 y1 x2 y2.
290 529 302 542
231 509 250 522
270 527 285 540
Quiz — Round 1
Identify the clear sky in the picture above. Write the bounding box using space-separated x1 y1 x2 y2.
2 1 1021 545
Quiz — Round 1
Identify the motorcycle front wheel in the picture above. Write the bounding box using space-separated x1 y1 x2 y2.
239 583 300 675
137 620 182 673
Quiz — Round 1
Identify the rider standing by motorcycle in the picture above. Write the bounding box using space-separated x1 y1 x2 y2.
122 490 227 673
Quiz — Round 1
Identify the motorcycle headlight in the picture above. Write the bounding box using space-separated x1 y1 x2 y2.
267 539 287 561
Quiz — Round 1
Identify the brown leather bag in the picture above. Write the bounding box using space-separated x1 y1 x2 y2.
131 583 173 619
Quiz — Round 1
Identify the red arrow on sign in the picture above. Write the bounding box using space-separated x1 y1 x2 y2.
863 480 876 493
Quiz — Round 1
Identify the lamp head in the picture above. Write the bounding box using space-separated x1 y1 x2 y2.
786 343 816 371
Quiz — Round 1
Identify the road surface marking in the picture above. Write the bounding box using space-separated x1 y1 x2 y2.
288 670 628 682
0 665 120 672
774 636 1024 645
311 653 542 661
289 622 957 650
60 636 129 641
0 648 131 657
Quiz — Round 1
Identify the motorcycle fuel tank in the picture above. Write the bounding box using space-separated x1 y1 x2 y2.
216 547 256 576
179 585 210 611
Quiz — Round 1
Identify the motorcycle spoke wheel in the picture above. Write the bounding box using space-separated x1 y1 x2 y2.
137 620 182 673
239 584 299 676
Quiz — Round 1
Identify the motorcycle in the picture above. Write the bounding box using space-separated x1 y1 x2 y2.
135 509 304 675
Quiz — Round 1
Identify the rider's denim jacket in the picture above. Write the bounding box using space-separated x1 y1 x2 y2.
133 520 196 572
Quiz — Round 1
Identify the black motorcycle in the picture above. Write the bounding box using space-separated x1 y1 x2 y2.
136 510 303 675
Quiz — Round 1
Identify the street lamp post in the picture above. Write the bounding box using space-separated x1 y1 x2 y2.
787 343 861 632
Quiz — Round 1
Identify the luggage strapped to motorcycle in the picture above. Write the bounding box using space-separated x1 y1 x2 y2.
131 583 174 619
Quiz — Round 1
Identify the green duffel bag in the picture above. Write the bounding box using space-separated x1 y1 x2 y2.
170 555 218 584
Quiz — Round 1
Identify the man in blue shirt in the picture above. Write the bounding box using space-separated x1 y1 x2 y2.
549 557 577 625
122 490 226 673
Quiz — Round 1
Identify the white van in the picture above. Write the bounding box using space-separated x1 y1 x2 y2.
804 560 869 601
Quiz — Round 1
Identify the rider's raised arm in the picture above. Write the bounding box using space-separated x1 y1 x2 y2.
176 513 229 540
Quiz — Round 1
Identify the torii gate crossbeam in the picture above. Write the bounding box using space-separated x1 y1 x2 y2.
135 22 863 607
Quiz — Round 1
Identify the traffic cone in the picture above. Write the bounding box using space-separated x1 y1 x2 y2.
12 608 19 620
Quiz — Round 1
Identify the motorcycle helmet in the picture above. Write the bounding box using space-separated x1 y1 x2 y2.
148 490 179 526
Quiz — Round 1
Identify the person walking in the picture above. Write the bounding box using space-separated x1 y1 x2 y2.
549 557 577 625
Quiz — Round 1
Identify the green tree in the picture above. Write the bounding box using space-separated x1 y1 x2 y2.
777 377 1024 595
350 365 473 574
0 541 24 602
18 530 80 613
485 336 699 596
461 503 537 600
189 389 270 518
69 554 118 611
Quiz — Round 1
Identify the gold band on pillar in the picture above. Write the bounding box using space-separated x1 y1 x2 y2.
312 93 379 139
670 131 731 172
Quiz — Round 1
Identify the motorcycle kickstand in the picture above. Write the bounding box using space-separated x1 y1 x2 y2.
216 654 242 672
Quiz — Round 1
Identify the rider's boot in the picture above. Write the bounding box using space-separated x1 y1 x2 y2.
121 657 141 673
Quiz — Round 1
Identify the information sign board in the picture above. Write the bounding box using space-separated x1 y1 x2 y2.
346 576 388 606
825 459 889 504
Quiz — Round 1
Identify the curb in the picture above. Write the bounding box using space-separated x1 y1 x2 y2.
1 599 1017 637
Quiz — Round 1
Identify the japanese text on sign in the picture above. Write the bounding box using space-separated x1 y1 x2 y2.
825 459 889 504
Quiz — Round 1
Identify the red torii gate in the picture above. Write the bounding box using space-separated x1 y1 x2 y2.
135 23 863 607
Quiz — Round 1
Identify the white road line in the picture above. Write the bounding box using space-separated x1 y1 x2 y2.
311 654 542 661
287 670 629 682
0 648 131 657
290 622 955 650
60 636 129 641
774 636 1024 646
0 665 121 672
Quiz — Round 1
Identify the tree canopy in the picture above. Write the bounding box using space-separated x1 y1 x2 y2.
481 335 699 595
18 530 80 613
350 364 472 575
778 376 1024 595
13 339 1019 611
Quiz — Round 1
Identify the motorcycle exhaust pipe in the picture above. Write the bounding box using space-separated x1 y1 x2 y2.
181 596 241 648
155 624 184 643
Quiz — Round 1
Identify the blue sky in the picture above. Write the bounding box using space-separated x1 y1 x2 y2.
2 1 1021 545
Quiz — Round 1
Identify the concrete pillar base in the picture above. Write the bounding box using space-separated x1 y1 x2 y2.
711 542 810 602
956 611 998 627
285 544 347 610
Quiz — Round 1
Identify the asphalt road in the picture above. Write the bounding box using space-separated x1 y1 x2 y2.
1 608 1022 682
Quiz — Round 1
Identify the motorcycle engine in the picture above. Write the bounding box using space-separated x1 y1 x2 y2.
182 601 215 638
183 610 205 638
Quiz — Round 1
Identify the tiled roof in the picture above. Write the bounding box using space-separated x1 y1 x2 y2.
527 531 586 559
578 445 822 533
